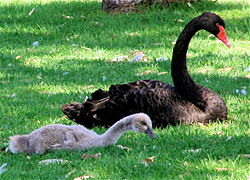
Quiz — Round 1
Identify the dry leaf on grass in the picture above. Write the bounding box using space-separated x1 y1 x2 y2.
74 174 93 180
157 72 168 75
183 149 202 153
37 91 56 95
218 67 232 72
174 19 184 23
126 32 141 36
214 131 224 135
144 156 155 163
116 145 132 151
245 74 250 79
142 156 155 167
28 8 35 16
152 43 164 46
81 46 91 50
39 159 69 165
65 168 76 178
239 154 250 159
63 15 73 19
215 167 230 171
197 68 213 74
110 56 128 62
81 85 95 90
81 153 101 159
15 56 22 60
136 70 153 76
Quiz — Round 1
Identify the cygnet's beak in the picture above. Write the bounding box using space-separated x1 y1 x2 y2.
145 128 157 139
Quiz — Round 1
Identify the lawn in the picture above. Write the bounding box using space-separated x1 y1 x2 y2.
0 0 249 179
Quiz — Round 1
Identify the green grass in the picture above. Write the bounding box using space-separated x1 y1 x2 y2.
0 0 249 179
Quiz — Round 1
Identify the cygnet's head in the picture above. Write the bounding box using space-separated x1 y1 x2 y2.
130 113 156 139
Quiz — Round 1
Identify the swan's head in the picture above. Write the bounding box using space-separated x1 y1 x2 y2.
130 113 157 139
199 12 230 48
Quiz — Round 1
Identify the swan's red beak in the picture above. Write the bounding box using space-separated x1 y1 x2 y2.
216 24 231 48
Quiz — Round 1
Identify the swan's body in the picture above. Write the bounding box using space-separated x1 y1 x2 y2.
8 113 156 154
62 12 230 128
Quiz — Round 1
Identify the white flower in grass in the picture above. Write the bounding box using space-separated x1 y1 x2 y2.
0 163 7 175
233 89 247 95
32 41 39 46
204 79 210 83
239 89 247 95
8 93 17 98
156 57 168 61
245 67 250 72
110 56 128 62
63 72 69 76
102 75 107 81
130 54 145 62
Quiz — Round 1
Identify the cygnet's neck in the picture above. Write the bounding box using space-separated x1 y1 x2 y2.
100 115 134 145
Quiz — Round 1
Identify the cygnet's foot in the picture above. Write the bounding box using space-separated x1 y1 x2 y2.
61 102 83 121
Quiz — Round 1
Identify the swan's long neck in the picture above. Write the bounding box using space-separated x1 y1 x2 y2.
171 19 207 110
99 115 133 145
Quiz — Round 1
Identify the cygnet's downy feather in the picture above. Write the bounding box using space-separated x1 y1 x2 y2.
8 113 156 154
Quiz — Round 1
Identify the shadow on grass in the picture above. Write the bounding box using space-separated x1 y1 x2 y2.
1 50 248 96
1 51 248 132
0 0 249 51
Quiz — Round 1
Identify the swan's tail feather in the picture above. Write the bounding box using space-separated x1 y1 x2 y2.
8 135 29 154
61 100 113 128
61 102 83 122
62 89 127 128
62 89 109 122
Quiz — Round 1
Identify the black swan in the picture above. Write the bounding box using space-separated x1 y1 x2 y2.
62 12 230 128
9 113 156 154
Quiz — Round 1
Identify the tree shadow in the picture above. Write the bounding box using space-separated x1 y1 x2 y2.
0 0 249 52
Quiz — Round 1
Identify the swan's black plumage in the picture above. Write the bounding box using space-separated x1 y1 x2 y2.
62 12 228 128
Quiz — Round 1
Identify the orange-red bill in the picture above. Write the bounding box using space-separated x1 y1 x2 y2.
216 24 230 48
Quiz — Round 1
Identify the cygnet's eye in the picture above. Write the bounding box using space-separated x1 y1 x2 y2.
141 121 147 126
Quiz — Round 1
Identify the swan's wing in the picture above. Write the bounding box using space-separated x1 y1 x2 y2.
87 80 168 101
62 80 176 128
109 80 172 94
61 80 158 124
